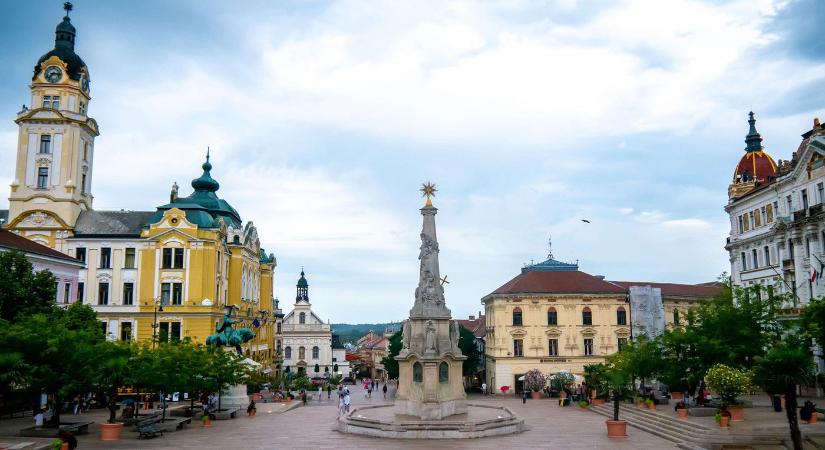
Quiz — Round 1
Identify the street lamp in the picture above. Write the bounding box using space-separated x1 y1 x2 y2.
152 297 164 349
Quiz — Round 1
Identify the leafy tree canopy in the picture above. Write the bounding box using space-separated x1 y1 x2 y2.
0 250 57 321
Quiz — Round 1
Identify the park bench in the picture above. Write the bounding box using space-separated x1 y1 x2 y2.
213 407 241 420
137 422 164 439
60 421 93 435
158 417 192 431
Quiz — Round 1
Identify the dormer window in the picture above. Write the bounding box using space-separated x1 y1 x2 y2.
39 135 51 154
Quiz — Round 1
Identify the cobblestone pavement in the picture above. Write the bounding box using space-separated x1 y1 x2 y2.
1 383 676 449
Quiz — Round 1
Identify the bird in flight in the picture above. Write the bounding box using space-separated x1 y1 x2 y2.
581 219 591 223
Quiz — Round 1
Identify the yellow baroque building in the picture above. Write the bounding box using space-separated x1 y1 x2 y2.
0 8 280 368
482 257 719 394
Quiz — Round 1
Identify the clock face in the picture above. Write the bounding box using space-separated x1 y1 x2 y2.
44 66 62 83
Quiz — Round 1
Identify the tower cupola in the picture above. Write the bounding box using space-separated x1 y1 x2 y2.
296 270 309 302
728 112 778 200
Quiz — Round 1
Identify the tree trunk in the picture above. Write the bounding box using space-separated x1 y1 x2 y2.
785 384 803 450
613 396 620 421
161 391 167 423
51 394 61 427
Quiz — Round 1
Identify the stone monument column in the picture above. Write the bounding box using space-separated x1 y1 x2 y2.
395 183 467 420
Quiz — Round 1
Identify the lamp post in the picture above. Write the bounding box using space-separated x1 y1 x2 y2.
152 297 164 349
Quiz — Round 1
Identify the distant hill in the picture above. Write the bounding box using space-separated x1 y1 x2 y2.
331 323 401 345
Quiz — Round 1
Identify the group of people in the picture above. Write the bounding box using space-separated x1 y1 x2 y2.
361 379 388 399
337 386 352 418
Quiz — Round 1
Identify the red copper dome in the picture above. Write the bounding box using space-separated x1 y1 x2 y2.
733 151 777 184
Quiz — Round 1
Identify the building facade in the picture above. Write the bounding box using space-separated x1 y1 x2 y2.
725 113 825 307
482 257 718 393
0 229 84 305
282 271 333 377
0 9 278 366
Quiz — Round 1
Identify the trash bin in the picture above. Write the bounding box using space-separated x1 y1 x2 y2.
772 395 782 412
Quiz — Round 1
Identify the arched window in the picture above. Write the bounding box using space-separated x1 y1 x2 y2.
673 309 680 325
582 307 592 325
439 362 449 383
547 307 557 325
284 346 292 359
298 346 306 360
241 266 247 300
512 307 523 326
616 306 627 325
312 346 320 359
299 312 306 324
413 362 423 383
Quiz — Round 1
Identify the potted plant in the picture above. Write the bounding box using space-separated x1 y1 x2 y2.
202 413 212 428
550 372 575 405
578 399 589 409
604 364 633 438
715 409 731 428
706 364 750 422
94 341 134 441
523 369 547 400
675 401 688 419
584 364 609 406
635 395 646 408
645 398 656 411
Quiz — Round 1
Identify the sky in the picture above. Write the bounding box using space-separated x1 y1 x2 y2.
1 0 824 323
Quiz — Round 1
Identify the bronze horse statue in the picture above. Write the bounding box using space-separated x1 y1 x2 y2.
206 327 255 355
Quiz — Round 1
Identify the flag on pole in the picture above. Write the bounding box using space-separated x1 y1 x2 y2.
812 268 819 284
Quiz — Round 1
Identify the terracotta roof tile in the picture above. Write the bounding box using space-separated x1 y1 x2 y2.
608 281 720 298
0 230 80 264
491 270 628 296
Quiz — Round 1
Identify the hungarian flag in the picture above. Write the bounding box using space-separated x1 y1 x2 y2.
812 268 819 284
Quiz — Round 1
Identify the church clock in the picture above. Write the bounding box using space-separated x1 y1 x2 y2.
44 66 62 83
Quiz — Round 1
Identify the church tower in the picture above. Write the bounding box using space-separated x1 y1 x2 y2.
296 270 309 302
5 3 99 250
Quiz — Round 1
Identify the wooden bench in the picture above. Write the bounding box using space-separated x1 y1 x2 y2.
213 407 241 420
158 417 192 431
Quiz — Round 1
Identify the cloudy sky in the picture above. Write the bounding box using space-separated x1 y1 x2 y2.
1 0 824 323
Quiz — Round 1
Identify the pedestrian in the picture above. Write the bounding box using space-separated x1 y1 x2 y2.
337 393 345 418
302 389 307 405
327 384 331 399
522 390 528 405
382 383 388 399
481 382 487 395
344 390 351 413
34 409 45 427
318 386 322 402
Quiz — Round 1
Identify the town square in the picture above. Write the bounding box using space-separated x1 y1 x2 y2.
2 1 825 449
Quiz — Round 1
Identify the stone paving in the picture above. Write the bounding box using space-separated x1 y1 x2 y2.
0 384 675 449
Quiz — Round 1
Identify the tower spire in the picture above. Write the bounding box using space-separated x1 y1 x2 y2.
64 2 73 16
745 111 763 152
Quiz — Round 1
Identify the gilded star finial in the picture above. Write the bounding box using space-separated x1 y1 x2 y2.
421 182 437 206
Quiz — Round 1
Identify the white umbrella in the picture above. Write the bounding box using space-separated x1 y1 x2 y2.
241 358 262 368
517 375 526 381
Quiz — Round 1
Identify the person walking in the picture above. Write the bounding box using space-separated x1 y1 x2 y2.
327 384 331 400
522 390 528 405
301 389 307 406
382 383 388 399
318 386 323 402
481 382 487 396
344 389 351 413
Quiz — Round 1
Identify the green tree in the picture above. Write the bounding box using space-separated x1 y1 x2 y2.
583 363 609 399
752 335 815 450
604 352 635 421
381 331 402 379
92 341 135 423
619 335 662 389
202 347 250 410
458 325 481 377
801 297 825 355
0 250 57 321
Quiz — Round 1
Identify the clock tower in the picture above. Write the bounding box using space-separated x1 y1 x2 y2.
6 3 99 250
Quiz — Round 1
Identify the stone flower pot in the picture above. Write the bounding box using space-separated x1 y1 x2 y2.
606 420 627 437
530 391 541 400
100 422 124 441
647 402 656 411
719 416 730 428
811 414 819 424
592 398 605 405
677 408 688 419
728 405 744 422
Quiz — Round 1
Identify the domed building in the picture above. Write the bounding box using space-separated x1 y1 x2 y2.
725 111 825 308
0 5 280 369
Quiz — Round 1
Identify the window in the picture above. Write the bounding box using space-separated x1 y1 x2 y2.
284 346 292 359
37 167 48 188
39 135 51 154
787 195 793 213
277 322 281 334
312 346 319 359
77 282 84 303
764 246 771 266
513 339 524 357
158 322 181 343
79 102 85 115
63 283 70 304
774 201 779 217
161 282 183 305
547 307 557 325
743 213 750 231
767 203 774 223
120 322 132 341
789 239 795 259
413 362 423 382
123 283 134 305
170 322 181 342
51 96 60 109
75 247 86 263
124 248 136 268
98 282 109 305
802 189 809 209
673 310 680 325
439 361 449 383
754 209 761 227
162 248 184 269
749 211 755 228
616 306 627 325
760 206 767 225
618 338 627 351
83 142 88 161
807 238 812 257
548 339 558 356
299 312 306 324
298 346 306 360
741 252 747 271
81 174 87 195
752 249 758 269
738 216 744 233
54 282 59 301
42 96 51 108
583 338 594 356
819 183 825 204
582 307 592 325
512 307 523 326
100 247 111 269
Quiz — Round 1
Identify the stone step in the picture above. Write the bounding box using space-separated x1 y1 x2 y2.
591 404 714 440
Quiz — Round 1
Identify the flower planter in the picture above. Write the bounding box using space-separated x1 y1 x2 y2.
728 406 744 422
677 408 688 419
100 422 124 441
606 420 627 437
647 402 656 411
592 398 605 406
203 419 212 428
809 414 818 424
719 416 730 428
531 391 541 400
61 443 69 450
670 392 684 401
636 401 645 408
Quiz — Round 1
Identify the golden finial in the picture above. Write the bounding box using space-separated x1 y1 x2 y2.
420 182 437 206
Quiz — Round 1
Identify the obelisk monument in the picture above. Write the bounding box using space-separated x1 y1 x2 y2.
395 183 467 420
